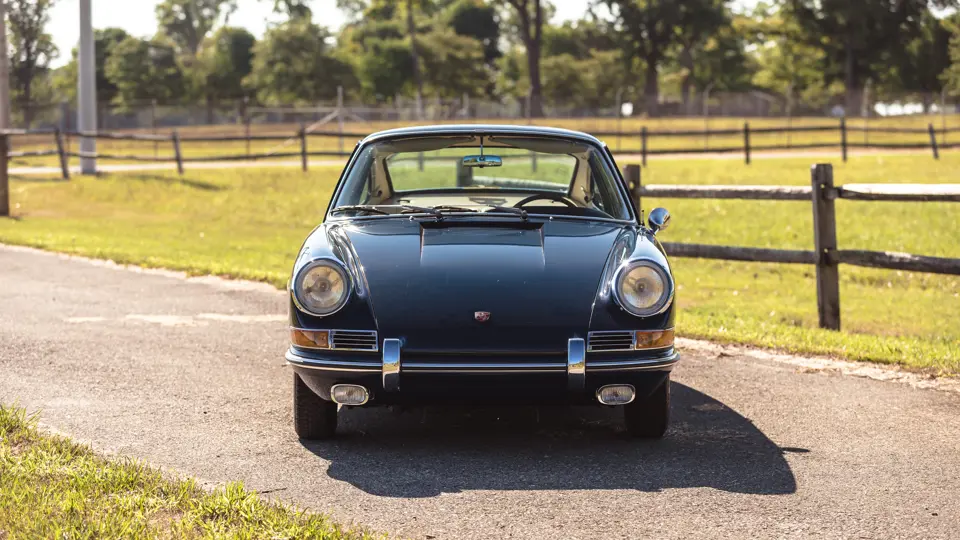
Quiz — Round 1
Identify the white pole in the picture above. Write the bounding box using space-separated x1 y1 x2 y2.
0 0 11 129
78 0 97 174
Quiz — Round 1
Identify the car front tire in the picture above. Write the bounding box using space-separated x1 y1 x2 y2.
293 372 338 440
623 375 670 438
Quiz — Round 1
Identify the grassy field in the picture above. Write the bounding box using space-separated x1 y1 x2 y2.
1 153 958 373
0 404 369 538
8 113 959 170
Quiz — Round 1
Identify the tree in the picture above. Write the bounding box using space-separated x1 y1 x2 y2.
663 12 755 112
783 0 958 116
445 0 501 64
883 12 952 110
336 0 369 21
105 36 187 108
5 0 59 126
498 0 545 117
266 0 312 19
418 29 491 98
194 27 256 119
244 20 357 104
155 0 236 57
673 1 728 112
538 49 631 111
52 28 130 105
742 4 833 112
405 0 425 117
357 38 412 101
543 19 618 59
495 46 530 102
945 15 960 96
602 0 731 116
540 53 591 109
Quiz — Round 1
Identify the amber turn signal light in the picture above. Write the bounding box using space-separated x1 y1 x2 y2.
292 329 330 349
635 328 674 350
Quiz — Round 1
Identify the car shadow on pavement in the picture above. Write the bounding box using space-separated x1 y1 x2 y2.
301 382 798 498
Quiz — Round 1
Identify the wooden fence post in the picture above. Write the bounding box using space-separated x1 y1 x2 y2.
641 126 648 167
624 163 641 215
840 118 848 162
172 130 184 175
743 122 751 165
299 123 308 171
0 134 8 217
928 123 939 160
54 128 70 180
456 159 473 187
811 163 840 331
530 151 538 172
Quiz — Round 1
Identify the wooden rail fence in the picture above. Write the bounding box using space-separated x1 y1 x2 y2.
1 118 957 179
622 163 960 330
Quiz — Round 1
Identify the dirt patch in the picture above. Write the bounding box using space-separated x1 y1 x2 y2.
678 337 960 394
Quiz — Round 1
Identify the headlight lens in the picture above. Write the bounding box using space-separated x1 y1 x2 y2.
293 260 350 316
615 261 672 317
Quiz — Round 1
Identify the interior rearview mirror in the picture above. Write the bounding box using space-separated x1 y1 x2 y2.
648 207 671 234
462 155 502 168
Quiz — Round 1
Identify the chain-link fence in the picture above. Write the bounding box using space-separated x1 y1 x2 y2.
13 90 960 133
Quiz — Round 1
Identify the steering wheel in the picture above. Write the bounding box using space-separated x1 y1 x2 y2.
513 193 578 208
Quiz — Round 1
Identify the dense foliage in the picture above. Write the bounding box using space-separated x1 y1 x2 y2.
6 0 960 120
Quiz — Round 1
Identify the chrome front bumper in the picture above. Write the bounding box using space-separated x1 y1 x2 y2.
285 337 680 392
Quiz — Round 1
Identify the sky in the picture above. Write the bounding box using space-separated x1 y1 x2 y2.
47 0 760 68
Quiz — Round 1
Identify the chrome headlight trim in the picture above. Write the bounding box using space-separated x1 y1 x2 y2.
612 259 674 317
291 257 353 317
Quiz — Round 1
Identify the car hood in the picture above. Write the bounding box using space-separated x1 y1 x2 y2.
334 218 627 353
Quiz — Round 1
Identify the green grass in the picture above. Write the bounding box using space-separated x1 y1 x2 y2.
639 155 960 372
0 403 372 539
1 154 958 373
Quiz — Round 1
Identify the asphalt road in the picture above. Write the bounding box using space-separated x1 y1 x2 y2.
2 245 959 539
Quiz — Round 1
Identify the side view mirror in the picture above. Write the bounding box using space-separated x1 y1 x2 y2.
648 207 671 234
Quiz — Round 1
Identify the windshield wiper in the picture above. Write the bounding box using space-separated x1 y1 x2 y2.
331 204 442 218
485 206 528 220
430 205 478 213
329 205 390 216
398 204 443 218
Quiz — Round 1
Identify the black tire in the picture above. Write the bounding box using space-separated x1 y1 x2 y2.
293 372 338 440
623 376 670 439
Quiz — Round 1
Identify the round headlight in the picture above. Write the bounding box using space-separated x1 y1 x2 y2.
614 260 673 317
293 259 351 316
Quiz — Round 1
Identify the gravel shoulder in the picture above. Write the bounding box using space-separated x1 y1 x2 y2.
1 244 959 539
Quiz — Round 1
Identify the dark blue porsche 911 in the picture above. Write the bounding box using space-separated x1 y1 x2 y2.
285 125 677 439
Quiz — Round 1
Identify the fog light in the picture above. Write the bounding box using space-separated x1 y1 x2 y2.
635 328 674 350
596 384 636 406
330 384 369 406
292 329 329 349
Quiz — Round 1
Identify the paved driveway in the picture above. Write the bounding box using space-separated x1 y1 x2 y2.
1 245 958 539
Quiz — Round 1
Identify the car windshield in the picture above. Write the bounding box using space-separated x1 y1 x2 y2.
331 134 632 221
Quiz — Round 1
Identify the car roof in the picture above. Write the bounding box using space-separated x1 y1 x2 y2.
359 124 606 146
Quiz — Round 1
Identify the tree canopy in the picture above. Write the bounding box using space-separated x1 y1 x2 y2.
10 0 960 121
5 0 59 124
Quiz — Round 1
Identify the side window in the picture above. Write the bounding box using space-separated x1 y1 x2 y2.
585 167 605 213
588 154 628 220
337 154 373 206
